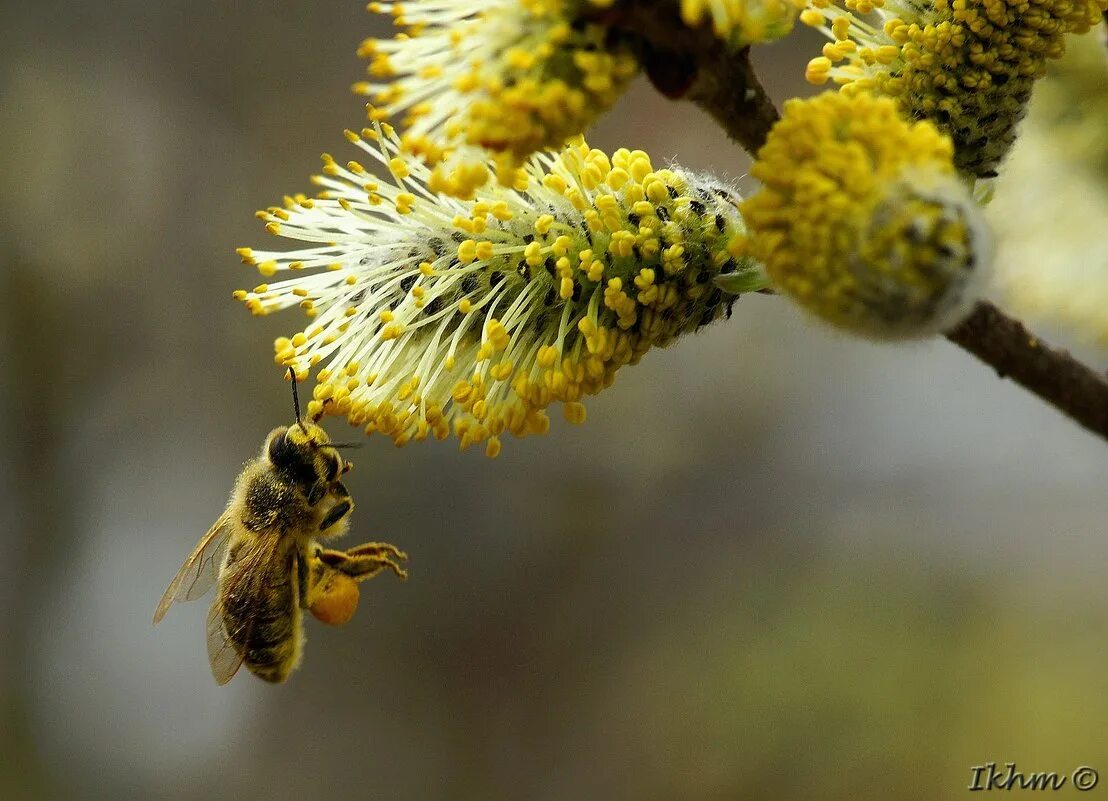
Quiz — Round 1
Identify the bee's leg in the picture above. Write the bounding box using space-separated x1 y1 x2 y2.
302 553 340 610
297 550 312 602
346 542 407 561
318 544 408 581
307 483 326 506
318 501 352 532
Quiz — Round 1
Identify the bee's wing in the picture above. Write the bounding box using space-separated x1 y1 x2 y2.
204 532 287 686
205 594 245 685
152 513 234 624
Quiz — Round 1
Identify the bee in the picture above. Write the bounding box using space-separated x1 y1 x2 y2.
153 370 407 685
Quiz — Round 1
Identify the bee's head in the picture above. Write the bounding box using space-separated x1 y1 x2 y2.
263 372 356 491
264 422 351 488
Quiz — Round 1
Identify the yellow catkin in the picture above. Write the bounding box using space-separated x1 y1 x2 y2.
742 92 990 338
356 0 640 186
237 128 770 455
802 0 1107 178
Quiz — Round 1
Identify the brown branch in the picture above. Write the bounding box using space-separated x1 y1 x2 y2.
593 0 779 156
946 303 1108 438
682 45 779 156
599 0 1108 440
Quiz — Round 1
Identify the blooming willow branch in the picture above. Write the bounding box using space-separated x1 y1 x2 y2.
230 0 1108 443
354 0 806 188
235 126 765 456
618 10 1108 439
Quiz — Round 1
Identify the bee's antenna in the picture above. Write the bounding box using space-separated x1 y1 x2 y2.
288 367 304 428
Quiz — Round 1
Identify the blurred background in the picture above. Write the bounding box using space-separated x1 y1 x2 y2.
1 3 1106 800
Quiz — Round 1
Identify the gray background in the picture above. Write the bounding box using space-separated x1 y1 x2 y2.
2 2 1106 799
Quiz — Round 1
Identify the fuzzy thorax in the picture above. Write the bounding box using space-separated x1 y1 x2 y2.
742 92 991 339
235 126 767 456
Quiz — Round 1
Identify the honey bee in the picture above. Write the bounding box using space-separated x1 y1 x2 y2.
153 371 407 684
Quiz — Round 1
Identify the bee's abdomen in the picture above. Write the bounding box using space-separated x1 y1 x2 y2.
244 606 302 683
224 568 302 683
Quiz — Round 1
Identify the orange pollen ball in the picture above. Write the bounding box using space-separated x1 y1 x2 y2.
309 572 361 626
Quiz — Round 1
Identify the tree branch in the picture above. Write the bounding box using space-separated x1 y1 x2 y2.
603 0 1108 440
600 0 780 155
683 45 780 156
946 303 1108 438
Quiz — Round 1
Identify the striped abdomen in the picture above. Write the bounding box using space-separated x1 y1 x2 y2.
221 547 303 683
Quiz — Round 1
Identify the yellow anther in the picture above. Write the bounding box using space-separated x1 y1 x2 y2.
457 239 478 263
563 402 587 425
801 8 824 25
538 345 558 368
524 241 544 267
543 174 568 193
388 157 410 179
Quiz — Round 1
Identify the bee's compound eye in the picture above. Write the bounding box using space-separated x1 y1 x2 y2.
266 427 293 466
326 453 342 483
